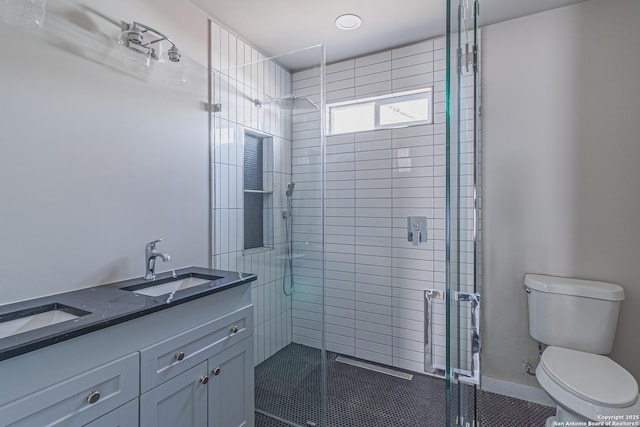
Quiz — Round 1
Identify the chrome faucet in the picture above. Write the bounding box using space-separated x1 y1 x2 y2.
145 239 170 280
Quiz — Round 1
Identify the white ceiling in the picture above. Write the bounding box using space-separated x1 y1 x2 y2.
191 0 587 70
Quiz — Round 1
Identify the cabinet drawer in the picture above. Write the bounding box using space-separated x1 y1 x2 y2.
140 305 252 392
83 398 138 427
0 352 139 427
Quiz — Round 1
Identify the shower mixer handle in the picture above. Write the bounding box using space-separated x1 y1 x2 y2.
407 216 427 246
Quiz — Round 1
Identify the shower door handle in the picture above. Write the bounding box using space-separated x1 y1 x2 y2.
424 289 446 377
424 289 481 385
452 291 481 386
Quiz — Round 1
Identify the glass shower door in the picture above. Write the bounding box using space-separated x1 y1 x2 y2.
445 0 481 426
208 32 326 426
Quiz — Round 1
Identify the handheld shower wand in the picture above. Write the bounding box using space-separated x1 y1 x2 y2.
283 182 295 295
283 182 295 218
286 182 295 197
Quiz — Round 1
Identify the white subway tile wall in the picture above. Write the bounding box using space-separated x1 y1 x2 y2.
210 21 300 366
291 36 480 374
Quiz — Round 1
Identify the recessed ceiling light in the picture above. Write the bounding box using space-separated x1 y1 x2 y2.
335 14 362 31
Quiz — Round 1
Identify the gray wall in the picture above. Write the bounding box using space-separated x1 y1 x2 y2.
482 0 640 387
0 0 210 304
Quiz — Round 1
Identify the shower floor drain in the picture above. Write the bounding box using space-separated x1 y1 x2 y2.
335 356 413 380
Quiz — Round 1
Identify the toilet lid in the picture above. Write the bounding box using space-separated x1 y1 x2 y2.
540 347 639 407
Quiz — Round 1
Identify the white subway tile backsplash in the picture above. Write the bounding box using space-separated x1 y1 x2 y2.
356 347 393 366
355 60 392 77
327 341 355 356
392 52 434 69
355 51 392 68
392 40 434 58
357 329 392 347
355 245 392 258
327 78 355 93
355 81 393 98
355 277 391 293
327 88 355 102
327 59 355 74
392 64 431 80
326 68 355 83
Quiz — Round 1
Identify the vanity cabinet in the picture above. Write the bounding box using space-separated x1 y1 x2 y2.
140 337 253 427
0 282 255 427
139 305 254 427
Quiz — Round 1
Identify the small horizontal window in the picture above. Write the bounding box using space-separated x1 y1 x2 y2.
327 88 432 135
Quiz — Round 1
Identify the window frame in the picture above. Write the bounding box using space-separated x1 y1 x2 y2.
327 88 433 136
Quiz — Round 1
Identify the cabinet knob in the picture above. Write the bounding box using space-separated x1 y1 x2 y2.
211 367 221 376
87 391 101 404
230 325 239 334
200 375 209 384
175 351 185 361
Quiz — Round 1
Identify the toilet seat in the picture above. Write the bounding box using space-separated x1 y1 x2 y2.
537 346 640 421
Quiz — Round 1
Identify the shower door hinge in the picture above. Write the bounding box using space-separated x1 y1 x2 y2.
201 102 222 113
466 44 474 72
459 43 474 75
473 44 478 74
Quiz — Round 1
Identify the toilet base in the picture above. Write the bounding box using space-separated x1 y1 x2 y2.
545 406 586 427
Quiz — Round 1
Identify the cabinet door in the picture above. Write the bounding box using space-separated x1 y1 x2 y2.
140 362 208 427
207 338 254 427
83 399 138 427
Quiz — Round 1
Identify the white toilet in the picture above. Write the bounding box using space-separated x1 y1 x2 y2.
525 274 640 427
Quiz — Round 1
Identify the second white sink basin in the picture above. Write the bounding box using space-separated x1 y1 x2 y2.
130 277 213 297
0 306 86 339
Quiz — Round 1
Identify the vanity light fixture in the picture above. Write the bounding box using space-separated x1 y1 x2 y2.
118 20 181 62
335 14 362 31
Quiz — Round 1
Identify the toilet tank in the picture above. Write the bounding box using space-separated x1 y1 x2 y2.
524 274 625 354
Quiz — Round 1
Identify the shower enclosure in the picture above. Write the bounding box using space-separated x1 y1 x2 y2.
209 0 480 424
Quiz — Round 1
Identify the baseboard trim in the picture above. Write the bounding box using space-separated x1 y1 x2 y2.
481 376 555 407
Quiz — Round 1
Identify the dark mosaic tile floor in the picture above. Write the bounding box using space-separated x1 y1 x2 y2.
255 343 555 427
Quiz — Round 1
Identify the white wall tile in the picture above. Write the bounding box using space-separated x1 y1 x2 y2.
288 32 480 375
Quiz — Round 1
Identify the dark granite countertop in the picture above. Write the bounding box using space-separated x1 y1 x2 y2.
0 267 256 362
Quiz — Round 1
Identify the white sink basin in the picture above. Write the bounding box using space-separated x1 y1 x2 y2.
0 309 81 339
130 277 212 297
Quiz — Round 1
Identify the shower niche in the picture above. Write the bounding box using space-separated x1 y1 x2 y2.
242 129 274 253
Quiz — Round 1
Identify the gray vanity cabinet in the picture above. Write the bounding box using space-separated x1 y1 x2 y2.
139 338 254 427
0 282 255 427
139 305 254 427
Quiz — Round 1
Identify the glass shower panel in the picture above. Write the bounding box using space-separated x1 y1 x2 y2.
210 37 326 426
445 0 481 426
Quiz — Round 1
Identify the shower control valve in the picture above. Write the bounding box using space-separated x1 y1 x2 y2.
407 216 427 246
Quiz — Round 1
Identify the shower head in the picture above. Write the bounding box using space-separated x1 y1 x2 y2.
286 182 295 197
254 94 318 111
